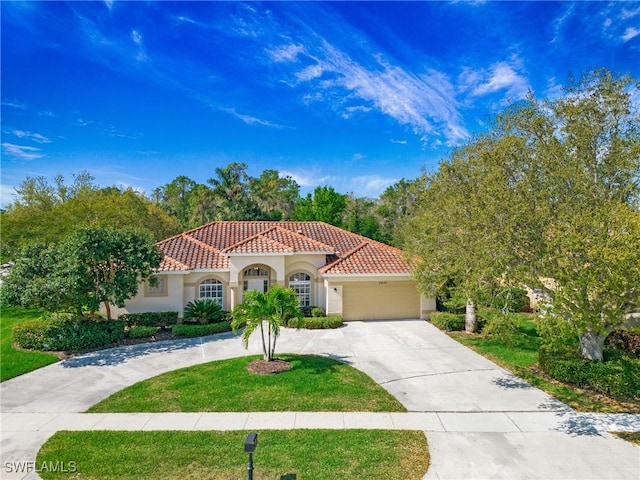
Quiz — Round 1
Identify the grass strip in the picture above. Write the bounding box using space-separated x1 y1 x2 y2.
37 430 429 480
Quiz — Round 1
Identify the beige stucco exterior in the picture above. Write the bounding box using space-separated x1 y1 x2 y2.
114 250 434 321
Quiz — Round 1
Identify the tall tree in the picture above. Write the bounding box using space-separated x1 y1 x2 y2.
405 68 640 358
208 162 258 220
293 186 346 226
249 169 300 220
377 177 426 246
2 227 163 319
153 176 198 228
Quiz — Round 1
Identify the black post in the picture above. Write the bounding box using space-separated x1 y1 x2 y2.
244 433 258 480
247 451 254 480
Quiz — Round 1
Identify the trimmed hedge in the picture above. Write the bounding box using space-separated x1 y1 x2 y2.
430 312 465 331
13 316 125 352
539 346 640 399
119 311 178 328
126 326 158 339
299 316 343 329
172 322 232 338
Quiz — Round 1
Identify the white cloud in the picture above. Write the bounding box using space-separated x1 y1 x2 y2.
391 139 408 145
459 59 530 107
350 175 399 197
280 170 335 188
352 152 365 161
268 44 305 63
12 130 51 144
622 27 640 42
131 29 148 62
223 108 284 128
103 0 114 11
296 63 324 82
2 143 44 160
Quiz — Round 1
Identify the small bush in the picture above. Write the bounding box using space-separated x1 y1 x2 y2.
119 311 178 328
430 312 465 331
172 322 232 337
311 307 326 318
606 330 640 357
183 299 224 324
539 346 640 399
127 326 158 339
13 316 125 352
482 313 522 347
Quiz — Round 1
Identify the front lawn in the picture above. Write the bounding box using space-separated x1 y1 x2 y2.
88 354 406 413
0 307 59 382
449 316 640 413
37 430 429 480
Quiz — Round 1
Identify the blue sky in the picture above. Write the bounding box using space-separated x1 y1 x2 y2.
2 1 639 206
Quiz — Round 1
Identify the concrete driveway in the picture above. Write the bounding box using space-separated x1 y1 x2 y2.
1 319 639 479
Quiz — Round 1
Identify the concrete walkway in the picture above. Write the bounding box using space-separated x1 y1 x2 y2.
1 320 639 479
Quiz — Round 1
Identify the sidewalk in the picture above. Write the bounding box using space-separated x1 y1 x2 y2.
3 411 640 434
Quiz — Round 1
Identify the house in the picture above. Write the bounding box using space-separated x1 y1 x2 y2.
117 221 435 321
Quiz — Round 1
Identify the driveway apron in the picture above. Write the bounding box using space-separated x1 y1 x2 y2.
1 320 638 479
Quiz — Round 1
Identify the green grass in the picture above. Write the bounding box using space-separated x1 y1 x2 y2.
613 432 640 446
449 316 640 413
37 430 429 480
88 354 406 413
1 307 59 382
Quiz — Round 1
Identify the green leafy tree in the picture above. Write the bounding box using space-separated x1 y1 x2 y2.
377 177 426 247
2 227 163 319
342 195 383 241
153 176 198 228
231 285 302 361
292 186 346 226
249 169 300 220
1 175 181 260
183 298 224 324
208 162 259 220
405 69 640 358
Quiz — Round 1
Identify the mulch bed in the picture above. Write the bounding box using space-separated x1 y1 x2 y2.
247 358 292 374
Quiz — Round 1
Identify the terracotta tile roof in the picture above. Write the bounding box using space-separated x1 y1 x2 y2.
155 221 412 275
320 242 412 275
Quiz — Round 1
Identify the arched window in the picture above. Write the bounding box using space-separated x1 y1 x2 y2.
289 272 311 307
199 279 223 306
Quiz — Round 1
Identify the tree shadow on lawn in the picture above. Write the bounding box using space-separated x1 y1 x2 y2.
61 331 237 368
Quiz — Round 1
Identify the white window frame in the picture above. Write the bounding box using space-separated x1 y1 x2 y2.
199 278 224 306
289 272 312 307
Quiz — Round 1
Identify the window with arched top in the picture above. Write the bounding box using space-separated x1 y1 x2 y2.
199 278 223 306
244 267 269 277
289 272 311 307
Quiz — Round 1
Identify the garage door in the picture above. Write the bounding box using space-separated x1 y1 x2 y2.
342 282 420 321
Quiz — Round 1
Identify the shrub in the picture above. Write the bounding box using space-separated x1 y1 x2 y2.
300 316 343 329
539 346 640 399
430 312 465 331
13 315 125 352
183 299 224 324
119 311 178 328
482 313 522 347
172 322 232 337
127 326 158 339
605 330 640 357
311 307 326 318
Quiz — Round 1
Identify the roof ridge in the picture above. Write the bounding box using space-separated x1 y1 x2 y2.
161 255 191 271
319 240 369 273
221 226 293 253
182 232 224 255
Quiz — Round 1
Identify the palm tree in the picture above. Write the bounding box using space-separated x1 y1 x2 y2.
231 285 302 361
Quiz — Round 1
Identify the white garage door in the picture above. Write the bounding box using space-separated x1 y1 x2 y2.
342 282 420 321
